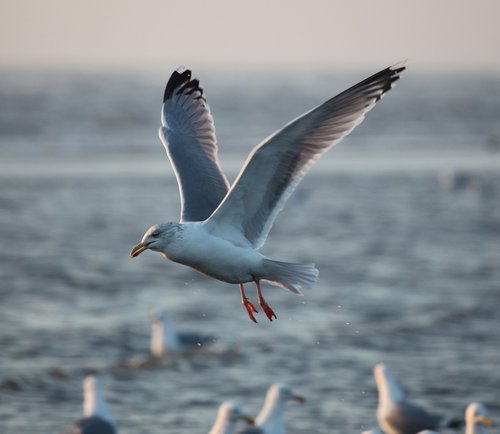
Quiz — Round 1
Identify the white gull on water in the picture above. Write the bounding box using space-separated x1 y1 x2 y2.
374 363 463 434
131 62 405 322
236 383 305 434
417 404 493 434
66 375 116 434
464 403 493 434
150 310 214 357
208 401 255 434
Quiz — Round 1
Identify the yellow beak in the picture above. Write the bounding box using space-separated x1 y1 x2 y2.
242 415 255 425
130 241 151 258
293 394 306 403
478 416 493 427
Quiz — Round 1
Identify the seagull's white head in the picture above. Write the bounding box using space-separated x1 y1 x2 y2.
374 363 405 405
208 401 254 434
130 222 181 258
152 310 171 325
221 401 254 424
150 310 181 356
268 383 306 404
465 403 493 434
255 383 305 434
82 375 114 424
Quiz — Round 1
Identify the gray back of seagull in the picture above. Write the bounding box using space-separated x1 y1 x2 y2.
385 402 445 434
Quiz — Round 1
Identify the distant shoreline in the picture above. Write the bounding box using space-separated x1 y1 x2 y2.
1 151 498 178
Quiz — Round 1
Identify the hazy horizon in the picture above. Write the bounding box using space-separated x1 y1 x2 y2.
1 0 500 74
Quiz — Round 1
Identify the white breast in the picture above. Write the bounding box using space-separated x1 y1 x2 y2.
168 222 265 284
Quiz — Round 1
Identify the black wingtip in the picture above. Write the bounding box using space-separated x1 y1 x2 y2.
386 60 406 89
163 68 205 102
163 68 192 102
369 61 407 102
389 60 407 74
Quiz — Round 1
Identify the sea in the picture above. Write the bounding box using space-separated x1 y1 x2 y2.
0 66 499 434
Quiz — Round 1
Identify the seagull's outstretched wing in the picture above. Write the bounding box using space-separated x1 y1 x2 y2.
207 62 405 248
159 69 229 222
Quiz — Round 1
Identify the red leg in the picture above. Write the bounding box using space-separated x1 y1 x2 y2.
255 280 277 321
240 283 258 323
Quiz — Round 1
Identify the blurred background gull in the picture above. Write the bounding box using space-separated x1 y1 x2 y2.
0 1 499 433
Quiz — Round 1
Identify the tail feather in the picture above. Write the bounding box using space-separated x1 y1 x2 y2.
262 260 319 295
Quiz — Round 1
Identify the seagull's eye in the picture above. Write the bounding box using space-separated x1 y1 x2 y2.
151 231 160 238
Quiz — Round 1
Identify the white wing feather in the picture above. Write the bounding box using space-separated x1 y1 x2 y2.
207 62 406 248
160 69 229 222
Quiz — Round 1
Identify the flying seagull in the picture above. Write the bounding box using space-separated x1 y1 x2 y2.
131 62 405 322
374 363 463 434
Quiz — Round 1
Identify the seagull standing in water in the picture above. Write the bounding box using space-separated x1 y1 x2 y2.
66 376 116 434
149 310 214 357
374 363 463 434
131 62 405 322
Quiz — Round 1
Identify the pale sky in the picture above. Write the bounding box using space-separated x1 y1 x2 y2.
1 0 499 72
